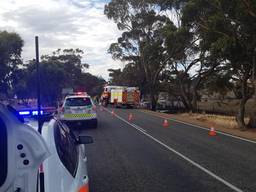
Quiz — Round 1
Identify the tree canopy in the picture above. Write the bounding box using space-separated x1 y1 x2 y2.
105 0 256 129
0 32 106 105
0 31 23 96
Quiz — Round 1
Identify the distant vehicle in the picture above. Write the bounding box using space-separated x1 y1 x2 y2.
101 85 140 108
140 100 151 109
100 85 122 106
42 118 93 192
59 92 97 129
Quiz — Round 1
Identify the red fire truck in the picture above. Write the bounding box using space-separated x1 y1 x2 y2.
101 86 140 108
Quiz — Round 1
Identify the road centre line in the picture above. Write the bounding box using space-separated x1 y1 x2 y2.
131 123 147 132
141 110 256 144
104 108 243 192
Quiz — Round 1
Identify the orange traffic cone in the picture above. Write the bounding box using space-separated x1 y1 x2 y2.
111 109 115 116
209 127 217 136
163 119 169 128
128 113 133 121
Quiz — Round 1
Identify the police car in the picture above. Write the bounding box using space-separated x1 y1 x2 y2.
42 117 93 192
0 104 49 192
0 104 93 192
59 93 98 129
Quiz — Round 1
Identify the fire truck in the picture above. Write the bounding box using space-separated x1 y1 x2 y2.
101 86 140 108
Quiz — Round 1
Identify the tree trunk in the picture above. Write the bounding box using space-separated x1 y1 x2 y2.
191 89 198 112
236 97 247 130
248 112 256 128
150 94 157 111
248 92 256 128
236 77 251 130
179 80 193 111
248 79 256 128
191 77 202 112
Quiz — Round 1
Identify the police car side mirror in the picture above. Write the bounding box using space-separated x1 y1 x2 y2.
0 104 50 192
77 136 93 145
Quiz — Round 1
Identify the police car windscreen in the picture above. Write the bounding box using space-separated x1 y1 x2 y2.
0 117 7 187
65 98 92 107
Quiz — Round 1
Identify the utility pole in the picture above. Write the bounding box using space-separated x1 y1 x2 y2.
35 36 45 192
35 36 42 133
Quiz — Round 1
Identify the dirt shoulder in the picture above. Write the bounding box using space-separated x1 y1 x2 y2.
141 110 256 142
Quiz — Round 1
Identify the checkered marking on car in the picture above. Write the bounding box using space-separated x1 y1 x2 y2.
64 113 96 118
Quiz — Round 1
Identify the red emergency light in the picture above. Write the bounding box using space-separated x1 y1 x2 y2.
75 92 87 96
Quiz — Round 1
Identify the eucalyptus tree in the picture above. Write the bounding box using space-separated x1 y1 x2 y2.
0 31 24 96
105 0 176 110
151 0 256 128
180 0 256 129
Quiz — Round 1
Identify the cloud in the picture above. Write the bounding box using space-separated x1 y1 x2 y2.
0 0 122 80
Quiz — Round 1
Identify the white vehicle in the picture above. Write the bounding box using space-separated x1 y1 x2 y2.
42 118 93 192
59 93 97 128
0 104 49 192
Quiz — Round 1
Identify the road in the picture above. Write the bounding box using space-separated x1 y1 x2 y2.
77 107 256 192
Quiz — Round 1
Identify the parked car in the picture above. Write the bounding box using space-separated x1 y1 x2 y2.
0 104 49 192
59 93 97 129
42 117 93 192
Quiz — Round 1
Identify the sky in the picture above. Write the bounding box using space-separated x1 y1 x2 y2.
0 0 123 80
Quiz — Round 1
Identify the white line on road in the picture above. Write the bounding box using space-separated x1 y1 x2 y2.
141 110 256 144
131 123 147 132
104 108 244 192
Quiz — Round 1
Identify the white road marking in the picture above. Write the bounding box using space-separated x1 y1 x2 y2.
141 110 256 144
104 108 244 192
131 123 147 132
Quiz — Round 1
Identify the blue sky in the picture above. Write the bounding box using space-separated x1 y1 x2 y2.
0 0 123 79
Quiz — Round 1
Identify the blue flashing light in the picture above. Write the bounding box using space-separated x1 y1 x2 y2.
19 111 30 115
32 110 43 116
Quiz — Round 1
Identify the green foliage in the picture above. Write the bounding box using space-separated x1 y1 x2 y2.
12 49 105 105
105 0 174 110
0 30 105 104
0 31 24 95
143 0 256 127
106 0 256 124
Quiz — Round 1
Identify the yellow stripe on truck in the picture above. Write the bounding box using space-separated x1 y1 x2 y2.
64 114 96 118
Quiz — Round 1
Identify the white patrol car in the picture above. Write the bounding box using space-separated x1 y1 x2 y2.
59 93 98 129
42 118 93 192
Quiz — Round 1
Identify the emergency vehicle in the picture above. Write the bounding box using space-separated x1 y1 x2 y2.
0 104 50 192
59 92 97 128
101 86 140 107
0 104 93 192
100 86 123 106
42 117 93 192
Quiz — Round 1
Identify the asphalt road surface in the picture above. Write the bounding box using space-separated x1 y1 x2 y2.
77 107 256 192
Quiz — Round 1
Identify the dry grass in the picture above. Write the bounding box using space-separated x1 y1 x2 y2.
180 113 251 130
198 99 256 115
